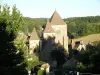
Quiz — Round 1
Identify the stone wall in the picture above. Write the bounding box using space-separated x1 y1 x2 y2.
52 25 68 52
43 33 55 39
29 40 40 54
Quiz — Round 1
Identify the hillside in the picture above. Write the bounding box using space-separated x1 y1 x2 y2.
21 16 100 38
64 16 100 37
72 34 100 46
21 17 47 35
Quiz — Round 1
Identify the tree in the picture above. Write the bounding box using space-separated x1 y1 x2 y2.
0 4 27 75
51 44 68 68
64 16 100 38
76 42 100 73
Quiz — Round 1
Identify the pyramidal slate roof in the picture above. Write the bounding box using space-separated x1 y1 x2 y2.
50 10 66 25
44 20 55 33
30 28 39 40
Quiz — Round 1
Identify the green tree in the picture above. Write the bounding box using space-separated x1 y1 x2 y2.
76 42 100 73
64 16 100 38
0 4 27 75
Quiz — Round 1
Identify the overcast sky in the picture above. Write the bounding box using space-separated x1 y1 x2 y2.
1 0 100 18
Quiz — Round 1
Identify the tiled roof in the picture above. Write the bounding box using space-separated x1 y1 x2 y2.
30 28 39 40
50 10 66 25
44 20 55 33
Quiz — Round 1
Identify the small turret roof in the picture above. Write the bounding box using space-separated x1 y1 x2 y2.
30 28 39 40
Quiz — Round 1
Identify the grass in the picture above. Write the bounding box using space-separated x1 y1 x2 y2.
72 33 100 45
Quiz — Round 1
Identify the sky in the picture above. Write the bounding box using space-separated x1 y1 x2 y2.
1 0 100 18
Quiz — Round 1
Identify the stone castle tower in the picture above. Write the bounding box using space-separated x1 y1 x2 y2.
43 10 68 53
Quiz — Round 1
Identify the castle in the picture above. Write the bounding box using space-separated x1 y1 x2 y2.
28 10 69 54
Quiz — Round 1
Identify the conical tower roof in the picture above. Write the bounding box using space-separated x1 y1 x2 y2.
44 20 55 33
30 28 39 40
50 10 66 25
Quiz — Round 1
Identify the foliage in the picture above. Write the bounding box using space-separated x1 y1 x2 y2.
14 29 45 71
76 62 86 70
0 4 27 75
21 17 46 36
0 4 46 75
0 4 24 34
26 55 45 71
51 43 68 68
37 69 46 75
76 42 100 73
64 16 100 37
21 17 35 34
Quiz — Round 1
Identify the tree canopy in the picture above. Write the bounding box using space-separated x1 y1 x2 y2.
64 16 100 37
0 4 27 75
76 41 100 73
